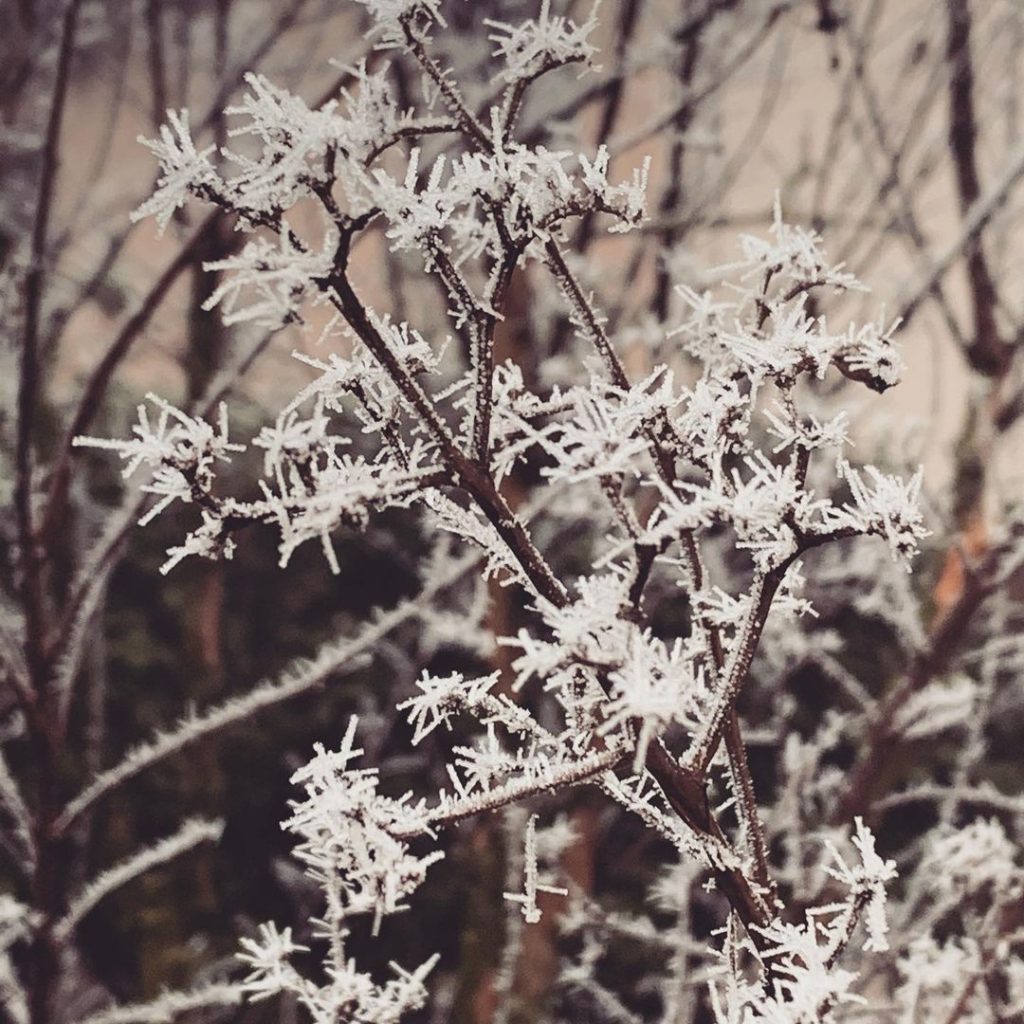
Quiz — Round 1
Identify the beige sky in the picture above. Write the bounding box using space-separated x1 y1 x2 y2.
50 0 1024 513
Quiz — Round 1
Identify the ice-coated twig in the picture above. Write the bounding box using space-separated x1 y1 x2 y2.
502 813 568 923
70 983 242 1024
57 818 224 940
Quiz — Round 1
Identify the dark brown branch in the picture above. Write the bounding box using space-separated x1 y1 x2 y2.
365 117 461 163
686 563 792 775
496 51 590 145
401 14 489 148
652 25 702 321
324 250 566 609
419 234 513 464
722 709 773 898
145 0 169 132
644 740 772 933
573 0 642 252
945 0 1013 377
15 0 83 699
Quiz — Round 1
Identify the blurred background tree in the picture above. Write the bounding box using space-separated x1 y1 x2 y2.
2 1 1024 1022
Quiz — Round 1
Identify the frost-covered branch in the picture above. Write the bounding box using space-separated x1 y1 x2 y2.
56 818 224 940
70 984 242 1024
73 4 1013 1022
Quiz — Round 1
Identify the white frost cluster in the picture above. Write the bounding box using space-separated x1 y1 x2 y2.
202 232 337 327
486 0 600 84
238 920 437 1024
709 821 896 1023
132 111 219 234
237 720 441 1023
74 396 244 540
372 139 650 269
